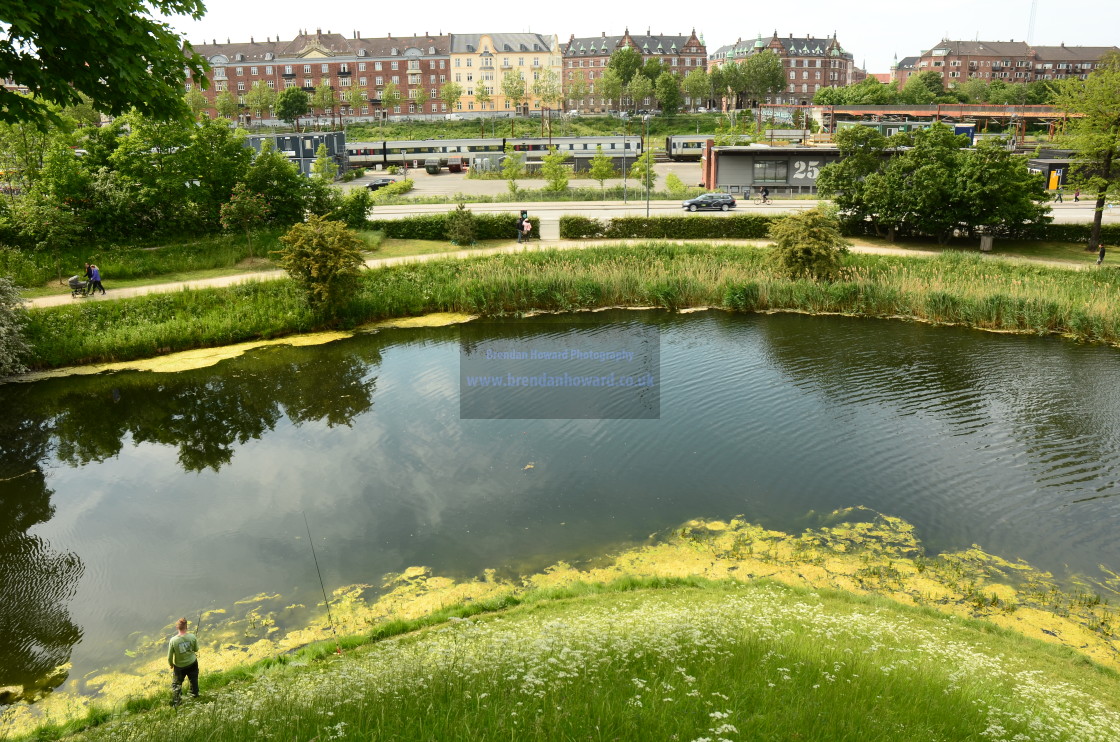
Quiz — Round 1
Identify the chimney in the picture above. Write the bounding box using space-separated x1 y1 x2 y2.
212 39 216 45
250 36 254 43
601 31 606 38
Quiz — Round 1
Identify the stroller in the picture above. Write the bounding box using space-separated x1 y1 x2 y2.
68 275 90 297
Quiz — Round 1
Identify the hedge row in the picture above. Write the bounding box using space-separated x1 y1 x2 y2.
560 214 1120 244
368 212 539 241
559 214 778 240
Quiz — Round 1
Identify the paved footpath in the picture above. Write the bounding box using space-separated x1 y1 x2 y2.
23 236 1091 311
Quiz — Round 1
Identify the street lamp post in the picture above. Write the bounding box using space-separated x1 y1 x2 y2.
622 119 629 203
644 114 651 219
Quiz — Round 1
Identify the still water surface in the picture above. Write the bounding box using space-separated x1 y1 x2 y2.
2 310 1119 697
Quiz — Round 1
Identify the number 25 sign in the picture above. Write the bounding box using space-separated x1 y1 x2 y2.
792 160 820 181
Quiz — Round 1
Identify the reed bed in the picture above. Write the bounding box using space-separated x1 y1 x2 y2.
19 244 1120 370
60 582 1120 742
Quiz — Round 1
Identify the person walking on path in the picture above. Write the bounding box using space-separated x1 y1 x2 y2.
1055 186 1064 203
516 210 527 244
168 617 200 706
87 264 105 295
1074 189 1080 202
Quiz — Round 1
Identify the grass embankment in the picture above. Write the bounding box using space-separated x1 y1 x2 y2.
27 579 1120 742
20 243 1120 370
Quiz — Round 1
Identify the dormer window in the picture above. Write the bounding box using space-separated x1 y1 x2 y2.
265 52 273 60
391 47 398 55
429 46 435 54
358 49 367 57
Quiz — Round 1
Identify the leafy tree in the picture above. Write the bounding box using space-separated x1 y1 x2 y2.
682 68 709 110
721 60 748 109
340 87 366 122
607 47 642 85
0 0 208 128
177 116 252 228
311 142 338 181
501 142 523 194
816 125 889 227
245 80 277 121
330 187 372 229
768 206 849 281
1055 53 1120 253
640 59 665 83
533 69 562 111
276 214 365 314
276 86 309 128
744 51 786 106
439 81 463 111
219 182 269 256
446 202 476 245
185 89 209 119
588 145 615 196
565 76 589 110
501 69 527 114
0 276 29 376
214 91 238 121
954 139 1049 238
628 150 657 192
813 86 846 105
598 69 624 111
664 172 687 197
656 72 683 114
540 146 570 192
380 81 403 119
900 71 945 104
311 82 337 128
845 77 898 105
243 140 307 227
627 75 654 112
474 83 492 137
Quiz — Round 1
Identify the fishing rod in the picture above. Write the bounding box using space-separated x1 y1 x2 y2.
303 511 342 656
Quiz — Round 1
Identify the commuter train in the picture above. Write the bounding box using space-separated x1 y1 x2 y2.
347 135 643 170
665 131 812 161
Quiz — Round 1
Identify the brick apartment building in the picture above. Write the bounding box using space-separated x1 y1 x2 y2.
708 33 855 105
187 29 452 123
561 29 706 112
910 39 1119 88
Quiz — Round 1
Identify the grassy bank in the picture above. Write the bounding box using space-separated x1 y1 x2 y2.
24 579 1120 742
19 243 1120 369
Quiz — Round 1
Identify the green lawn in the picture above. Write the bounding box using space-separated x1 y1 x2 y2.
853 235 1110 264
36 580 1120 742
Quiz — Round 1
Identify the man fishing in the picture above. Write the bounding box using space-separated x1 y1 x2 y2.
168 617 200 706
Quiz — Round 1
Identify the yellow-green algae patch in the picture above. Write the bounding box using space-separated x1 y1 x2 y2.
359 311 476 331
19 331 353 381
5 508 1119 735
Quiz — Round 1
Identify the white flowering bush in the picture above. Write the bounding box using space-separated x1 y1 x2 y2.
80 583 1120 742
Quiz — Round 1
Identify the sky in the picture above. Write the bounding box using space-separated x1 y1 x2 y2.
157 0 1120 74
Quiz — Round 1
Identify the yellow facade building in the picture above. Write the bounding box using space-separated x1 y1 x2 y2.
449 33 562 114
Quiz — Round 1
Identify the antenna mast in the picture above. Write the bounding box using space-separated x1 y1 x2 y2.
1027 0 1038 44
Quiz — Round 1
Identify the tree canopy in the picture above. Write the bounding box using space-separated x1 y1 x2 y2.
1055 52 1120 251
817 122 1048 243
0 0 209 128
607 47 641 85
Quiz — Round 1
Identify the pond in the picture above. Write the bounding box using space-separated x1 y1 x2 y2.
2 310 1119 704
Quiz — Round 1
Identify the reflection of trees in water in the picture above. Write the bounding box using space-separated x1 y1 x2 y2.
0 385 83 697
46 340 383 472
0 337 383 696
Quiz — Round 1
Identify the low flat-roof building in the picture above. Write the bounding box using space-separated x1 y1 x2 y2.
702 143 842 195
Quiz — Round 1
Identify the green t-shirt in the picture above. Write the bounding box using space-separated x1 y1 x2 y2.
168 632 198 667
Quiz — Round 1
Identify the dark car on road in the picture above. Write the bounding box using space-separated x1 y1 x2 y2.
367 177 398 191
682 193 736 212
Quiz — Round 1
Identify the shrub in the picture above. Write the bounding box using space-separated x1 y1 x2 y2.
665 172 687 198
446 203 477 246
275 215 366 314
332 188 374 230
768 207 849 281
372 178 415 201
367 211 537 241
0 275 29 376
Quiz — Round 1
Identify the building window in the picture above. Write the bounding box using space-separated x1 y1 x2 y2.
391 76 399 84
237 82 245 91
285 81 295 88
440 60 446 69
391 61 399 70
376 76 383 85
340 64 349 73
216 81 227 91
467 58 472 67
440 74 446 83
304 78 312 88
340 77 351 86
235 67 243 76
518 57 524 66
408 60 419 70
304 64 311 74
267 80 275 89
250 66 258 75
359 76 366 85
266 66 273 74
754 160 788 183
358 62 366 71
321 64 329 73
184 83 191 91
